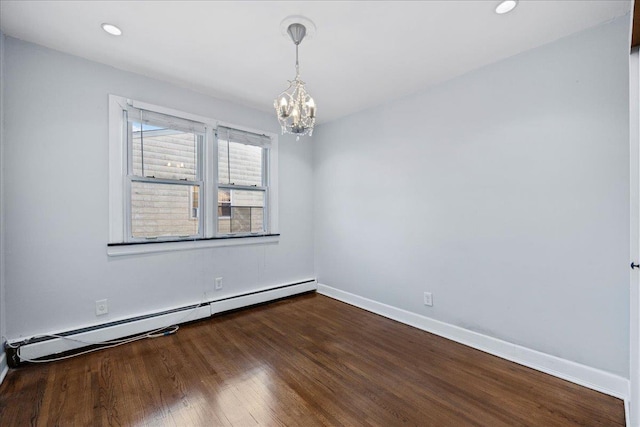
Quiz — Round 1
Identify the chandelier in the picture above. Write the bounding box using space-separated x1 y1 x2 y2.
274 21 316 138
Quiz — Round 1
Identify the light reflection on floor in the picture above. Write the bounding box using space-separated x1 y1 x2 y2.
138 365 276 426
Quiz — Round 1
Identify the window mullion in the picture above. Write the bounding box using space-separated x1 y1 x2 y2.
196 133 204 238
208 127 218 238
263 147 269 234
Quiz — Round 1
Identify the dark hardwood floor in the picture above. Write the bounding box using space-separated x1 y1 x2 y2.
0 292 625 426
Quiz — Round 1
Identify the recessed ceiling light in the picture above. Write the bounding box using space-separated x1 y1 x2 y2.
495 0 518 15
101 23 122 36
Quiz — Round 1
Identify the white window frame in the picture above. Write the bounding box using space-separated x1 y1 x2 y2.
108 95 279 256
216 127 270 235
125 110 204 243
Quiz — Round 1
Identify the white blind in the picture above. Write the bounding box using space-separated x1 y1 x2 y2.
127 106 207 134
217 126 271 148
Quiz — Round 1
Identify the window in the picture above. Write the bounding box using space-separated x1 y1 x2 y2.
108 95 279 252
127 106 204 240
217 127 269 234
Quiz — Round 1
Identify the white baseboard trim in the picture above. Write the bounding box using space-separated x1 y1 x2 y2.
625 398 631 427
0 352 7 386
317 283 630 401
12 280 316 362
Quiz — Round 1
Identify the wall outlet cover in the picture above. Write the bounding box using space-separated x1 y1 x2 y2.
424 292 433 307
96 299 108 316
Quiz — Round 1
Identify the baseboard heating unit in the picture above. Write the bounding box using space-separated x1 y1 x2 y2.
5 280 317 368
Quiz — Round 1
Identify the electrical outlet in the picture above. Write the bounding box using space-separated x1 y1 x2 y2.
423 292 433 307
96 299 108 316
215 277 223 290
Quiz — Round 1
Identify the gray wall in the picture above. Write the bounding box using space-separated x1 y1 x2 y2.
314 17 629 376
2 37 314 338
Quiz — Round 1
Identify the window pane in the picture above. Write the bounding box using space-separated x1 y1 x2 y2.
190 186 199 219
131 181 199 238
218 189 264 234
131 123 198 181
218 140 263 186
218 189 231 218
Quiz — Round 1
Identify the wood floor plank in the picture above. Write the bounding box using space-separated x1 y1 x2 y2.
0 293 625 426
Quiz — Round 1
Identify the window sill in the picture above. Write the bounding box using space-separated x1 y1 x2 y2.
107 234 280 257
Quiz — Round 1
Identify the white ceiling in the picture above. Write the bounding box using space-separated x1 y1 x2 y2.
0 1 632 124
